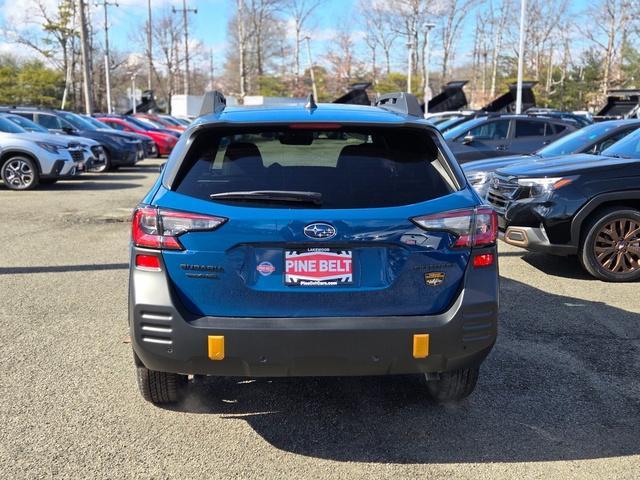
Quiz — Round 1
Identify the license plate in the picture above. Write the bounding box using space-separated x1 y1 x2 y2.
285 249 353 286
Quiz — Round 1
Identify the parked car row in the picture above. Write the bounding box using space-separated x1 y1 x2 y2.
0 107 189 190
457 117 640 283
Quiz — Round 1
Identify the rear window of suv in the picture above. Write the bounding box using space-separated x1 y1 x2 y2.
174 127 458 209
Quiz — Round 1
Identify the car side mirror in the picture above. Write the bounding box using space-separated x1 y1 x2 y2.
62 126 75 134
462 135 474 145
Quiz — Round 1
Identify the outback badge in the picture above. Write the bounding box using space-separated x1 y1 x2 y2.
424 271 446 287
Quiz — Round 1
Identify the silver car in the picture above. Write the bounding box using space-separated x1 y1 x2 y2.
0 116 82 190
3 113 106 173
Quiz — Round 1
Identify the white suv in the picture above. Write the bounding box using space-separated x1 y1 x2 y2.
0 116 83 190
3 113 106 173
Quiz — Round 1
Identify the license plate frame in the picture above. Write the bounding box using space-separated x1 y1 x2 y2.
284 248 353 286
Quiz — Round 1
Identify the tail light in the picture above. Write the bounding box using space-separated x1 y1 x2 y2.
132 206 227 250
412 207 497 248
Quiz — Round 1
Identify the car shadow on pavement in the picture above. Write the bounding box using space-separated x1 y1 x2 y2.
79 174 147 181
499 248 594 281
163 277 640 464
519 253 595 280
0 263 128 275
36 181 142 191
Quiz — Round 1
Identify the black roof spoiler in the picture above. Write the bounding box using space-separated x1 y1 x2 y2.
199 90 227 116
483 82 537 112
375 92 423 117
427 81 469 113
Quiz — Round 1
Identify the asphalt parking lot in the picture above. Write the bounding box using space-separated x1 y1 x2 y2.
1 158 639 479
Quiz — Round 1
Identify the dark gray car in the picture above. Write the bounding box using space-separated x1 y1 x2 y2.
444 115 578 164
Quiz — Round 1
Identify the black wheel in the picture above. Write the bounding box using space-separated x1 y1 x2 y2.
1 155 39 190
425 367 479 403
579 207 640 282
40 178 58 185
136 365 187 404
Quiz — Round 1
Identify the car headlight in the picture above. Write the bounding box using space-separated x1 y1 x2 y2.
466 171 492 198
517 177 575 198
107 135 130 145
36 142 64 154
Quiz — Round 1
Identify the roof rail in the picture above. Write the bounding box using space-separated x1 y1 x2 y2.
199 90 227 116
375 92 423 117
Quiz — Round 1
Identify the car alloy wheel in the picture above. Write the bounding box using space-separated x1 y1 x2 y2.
3 158 35 189
90 150 111 173
594 218 640 274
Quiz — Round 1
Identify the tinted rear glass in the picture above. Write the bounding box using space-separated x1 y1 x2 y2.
175 127 458 209
515 120 546 137
537 122 623 157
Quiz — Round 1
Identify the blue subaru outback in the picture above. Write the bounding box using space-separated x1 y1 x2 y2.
129 92 499 404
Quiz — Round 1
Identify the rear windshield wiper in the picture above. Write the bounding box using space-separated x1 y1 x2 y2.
210 190 323 205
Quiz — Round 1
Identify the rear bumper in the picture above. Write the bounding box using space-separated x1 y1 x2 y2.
503 226 577 256
129 248 499 377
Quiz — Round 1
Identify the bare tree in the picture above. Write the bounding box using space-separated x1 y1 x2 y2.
361 0 398 76
488 0 510 97
584 0 634 96
150 10 184 109
282 0 323 86
439 0 479 83
4 0 78 107
247 0 282 77
325 23 358 94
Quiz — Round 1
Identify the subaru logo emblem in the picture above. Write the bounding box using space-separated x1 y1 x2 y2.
304 223 336 240
492 177 500 189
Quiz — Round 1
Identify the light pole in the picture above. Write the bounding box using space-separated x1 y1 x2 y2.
131 74 137 114
423 23 436 113
173 0 198 96
147 0 152 90
407 42 414 94
515 0 526 114
304 35 318 101
96 0 119 114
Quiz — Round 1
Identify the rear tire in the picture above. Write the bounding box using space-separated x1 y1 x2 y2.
579 207 640 282
136 365 187 404
426 367 479 403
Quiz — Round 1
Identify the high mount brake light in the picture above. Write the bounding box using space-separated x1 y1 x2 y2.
412 207 498 248
289 123 342 130
132 207 227 250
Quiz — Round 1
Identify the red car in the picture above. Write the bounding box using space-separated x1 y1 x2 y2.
97 117 178 157
133 113 186 134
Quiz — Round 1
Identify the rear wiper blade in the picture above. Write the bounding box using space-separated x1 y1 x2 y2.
210 190 323 205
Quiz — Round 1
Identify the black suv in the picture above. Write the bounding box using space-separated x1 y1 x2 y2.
488 129 640 282
444 114 578 163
